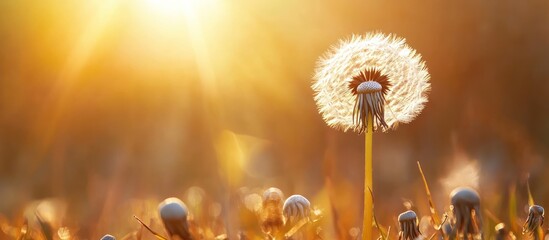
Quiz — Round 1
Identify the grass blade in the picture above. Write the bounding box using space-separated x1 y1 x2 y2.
417 161 441 226
368 187 387 240
527 174 535 206
133 215 168 240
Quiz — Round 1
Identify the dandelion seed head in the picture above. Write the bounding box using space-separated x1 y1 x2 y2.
450 187 482 238
158 197 193 240
356 81 382 94
260 188 284 235
398 210 422 240
100 234 116 240
263 187 284 203
495 223 508 240
283 195 311 223
159 197 188 220
313 32 430 132
523 205 544 235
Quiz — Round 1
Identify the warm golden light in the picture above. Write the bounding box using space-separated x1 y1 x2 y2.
2 1 545 239
140 0 185 19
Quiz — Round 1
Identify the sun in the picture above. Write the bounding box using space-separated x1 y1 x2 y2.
141 0 186 17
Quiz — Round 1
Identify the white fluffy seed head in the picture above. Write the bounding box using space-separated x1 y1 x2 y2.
158 197 188 220
283 195 311 222
312 32 431 132
100 234 116 240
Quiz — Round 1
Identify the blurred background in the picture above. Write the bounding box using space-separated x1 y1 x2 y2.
0 0 548 239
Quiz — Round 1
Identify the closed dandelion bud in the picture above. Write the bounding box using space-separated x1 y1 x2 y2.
523 205 544 235
100 234 116 240
158 197 193 240
450 187 482 239
495 223 509 240
283 195 311 224
260 188 284 235
398 210 423 240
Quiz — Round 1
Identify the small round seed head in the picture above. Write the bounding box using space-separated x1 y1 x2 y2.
450 187 482 238
263 188 284 203
398 210 418 222
495 223 508 240
100 234 116 240
158 197 193 240
398 210 422 240
159 198 188 219
450 187 480 206
349 69 390 133
283 195 311 223
523 205 544 235
357 81 382 94
260 188 284 235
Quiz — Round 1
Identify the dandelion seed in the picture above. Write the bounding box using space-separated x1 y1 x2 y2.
158 197 193 240
523 205 544 235
283 195 311 223
450 187 482 239
312 32 430 132
398 210 423 240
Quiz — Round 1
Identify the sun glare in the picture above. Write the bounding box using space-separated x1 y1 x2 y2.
141 0 185 18
136 0 217 82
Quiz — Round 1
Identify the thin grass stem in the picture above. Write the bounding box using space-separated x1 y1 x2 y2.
527 174 535 206
133 216 168 240
417 161 442 226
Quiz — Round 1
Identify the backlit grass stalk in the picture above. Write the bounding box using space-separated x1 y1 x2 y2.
524 176 544 240
527 175 535 206
417 161 444 235
368 186 387 240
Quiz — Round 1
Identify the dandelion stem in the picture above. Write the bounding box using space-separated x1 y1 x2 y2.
362 114 373 240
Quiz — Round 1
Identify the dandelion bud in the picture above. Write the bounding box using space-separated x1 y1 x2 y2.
283 195 311 223
158 197 193 240
523 205 544 235
450 187 482 239
100 234 116 240
495 223 509 240
398 210 422 240
260 188 284 235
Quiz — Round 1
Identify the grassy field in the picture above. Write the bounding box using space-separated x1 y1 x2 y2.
0 1 548 239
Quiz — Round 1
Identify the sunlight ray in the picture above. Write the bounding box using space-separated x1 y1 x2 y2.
31 1 121 170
